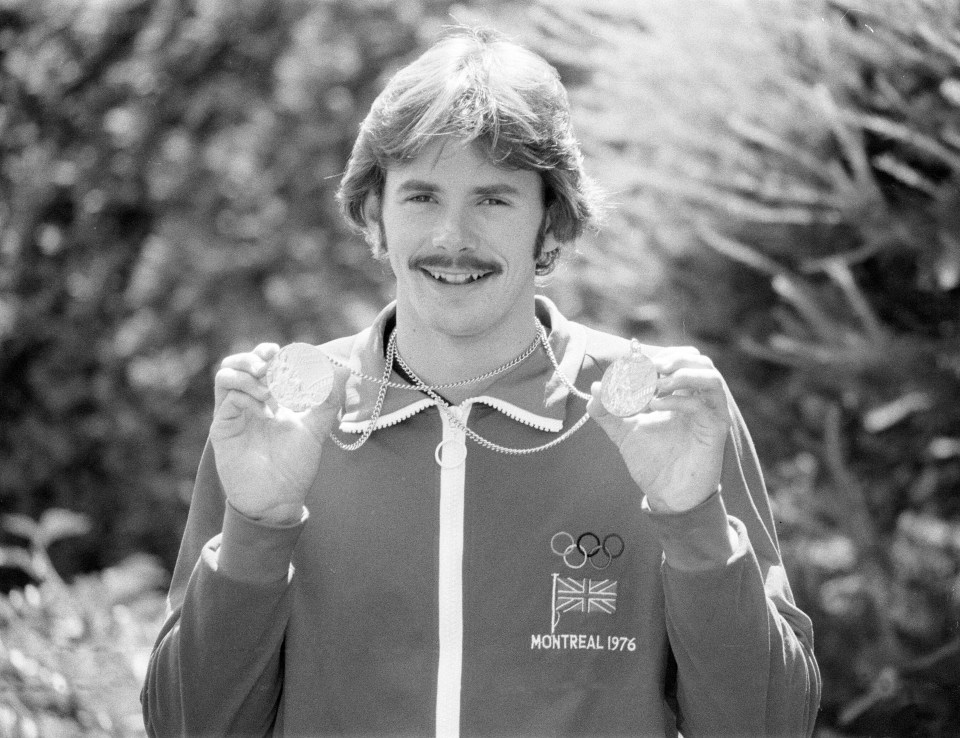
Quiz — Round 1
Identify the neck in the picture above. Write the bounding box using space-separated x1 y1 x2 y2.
392 305 540 404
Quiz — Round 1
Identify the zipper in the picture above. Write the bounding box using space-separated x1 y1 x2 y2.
435 402 470 737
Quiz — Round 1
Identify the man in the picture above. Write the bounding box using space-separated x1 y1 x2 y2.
143 26 820 737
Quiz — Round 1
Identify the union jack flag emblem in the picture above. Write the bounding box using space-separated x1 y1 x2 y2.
551 575 618 633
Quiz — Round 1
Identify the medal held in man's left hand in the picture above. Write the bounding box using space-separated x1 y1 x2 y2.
599 340 658 417
267 343 335 412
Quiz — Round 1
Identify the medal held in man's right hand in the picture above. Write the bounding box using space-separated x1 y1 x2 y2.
266 343 334 412
599 340 658 417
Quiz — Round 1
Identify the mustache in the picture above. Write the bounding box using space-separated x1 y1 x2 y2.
409 253 502 274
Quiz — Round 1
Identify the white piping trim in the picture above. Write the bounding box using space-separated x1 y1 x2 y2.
471 396 563 432
338 399 436 434
435 404 470 738
340 396 562 435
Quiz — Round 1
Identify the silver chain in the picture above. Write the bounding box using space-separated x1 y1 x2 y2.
322 326 543 391
326 328 396 452
535 322 593 403
392 323 593 456
328 321 593 454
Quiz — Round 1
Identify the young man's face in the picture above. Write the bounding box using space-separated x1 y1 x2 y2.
379 136 552 342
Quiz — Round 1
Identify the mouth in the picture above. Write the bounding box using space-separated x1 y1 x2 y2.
421 268 493 285
412 254 501 286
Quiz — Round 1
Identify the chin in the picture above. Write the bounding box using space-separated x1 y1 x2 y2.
422 309 501 339
428 319 492 340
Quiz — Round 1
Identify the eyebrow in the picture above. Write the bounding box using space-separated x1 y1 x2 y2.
396 179 438 193
474 184 522 197
395 179 522 197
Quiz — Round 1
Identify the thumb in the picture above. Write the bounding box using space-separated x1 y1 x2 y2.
300 363 350 440
586 381 628 446
586 381 610 421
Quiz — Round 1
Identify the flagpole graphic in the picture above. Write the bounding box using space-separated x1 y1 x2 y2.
551 574 618 634
551 573 560 634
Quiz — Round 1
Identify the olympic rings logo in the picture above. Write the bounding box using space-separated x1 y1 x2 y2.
551 531 625 571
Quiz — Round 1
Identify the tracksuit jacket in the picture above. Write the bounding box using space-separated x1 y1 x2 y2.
142 297 821 737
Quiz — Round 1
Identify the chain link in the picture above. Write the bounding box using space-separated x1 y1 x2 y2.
322 326 543 391
536 322 593 403
328 320 593 454
326 328 396 452
392 323 593 455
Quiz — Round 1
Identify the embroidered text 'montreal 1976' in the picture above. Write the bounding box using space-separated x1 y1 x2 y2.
531 634 638 651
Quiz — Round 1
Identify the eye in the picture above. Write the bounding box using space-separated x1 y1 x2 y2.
405 194 435 204
479 197 508 206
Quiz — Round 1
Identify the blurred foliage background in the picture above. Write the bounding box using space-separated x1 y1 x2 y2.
0 0 958 734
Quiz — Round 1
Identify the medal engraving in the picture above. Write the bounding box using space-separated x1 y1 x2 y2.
600 342 658 417
267 343 334 411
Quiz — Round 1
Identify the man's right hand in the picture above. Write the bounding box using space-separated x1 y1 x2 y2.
209 342 346 526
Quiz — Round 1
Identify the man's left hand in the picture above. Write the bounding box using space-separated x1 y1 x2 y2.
587 346 732 513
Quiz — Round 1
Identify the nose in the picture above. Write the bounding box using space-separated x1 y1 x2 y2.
432 207 474 251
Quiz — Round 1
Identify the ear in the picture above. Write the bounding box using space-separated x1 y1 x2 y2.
542 233 560 254
541 211 560 253
362 191 381 227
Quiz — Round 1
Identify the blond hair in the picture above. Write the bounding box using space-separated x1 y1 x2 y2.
336 27 599 274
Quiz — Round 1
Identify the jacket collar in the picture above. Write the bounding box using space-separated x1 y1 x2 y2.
323 296 587 435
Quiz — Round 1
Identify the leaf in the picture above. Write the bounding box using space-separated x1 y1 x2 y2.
1 514 39 543
939 78 960 107
871 152 939 196
98 553 169 604
849 110 960 173
0 546 41 586
697 224 786 276
36 510 92 550
862 392 933 433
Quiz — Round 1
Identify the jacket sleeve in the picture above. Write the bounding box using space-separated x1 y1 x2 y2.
645 395 821 737
141 440 306 737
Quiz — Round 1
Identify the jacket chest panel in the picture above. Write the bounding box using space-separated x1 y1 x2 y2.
287 410 670 733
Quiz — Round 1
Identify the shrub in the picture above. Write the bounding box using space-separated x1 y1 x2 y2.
510 0 960 733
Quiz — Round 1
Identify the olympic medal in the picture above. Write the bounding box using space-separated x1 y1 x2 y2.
599 349 658 417
266 343 334 412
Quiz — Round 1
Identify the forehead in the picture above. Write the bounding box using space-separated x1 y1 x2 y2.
384 137 541 193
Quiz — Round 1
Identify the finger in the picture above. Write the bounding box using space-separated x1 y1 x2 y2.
648 394 705 414
648 390 728 414
215 366 272 399
652 350 713 377
297 364 351 439
216 387 269 422
252 342 280 363
656 367 725 397
586 381 611 420
214 366 272 411
586 381 634 448
309 363 350 413
327 364 351 408
220 350 271 379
